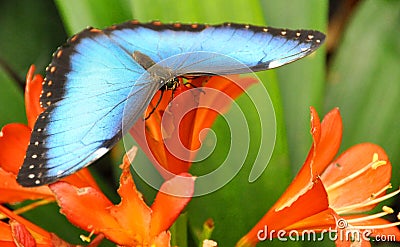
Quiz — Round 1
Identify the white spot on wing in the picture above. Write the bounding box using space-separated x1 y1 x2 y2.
93 147 109 160
80 147 110 169
268 60 286 69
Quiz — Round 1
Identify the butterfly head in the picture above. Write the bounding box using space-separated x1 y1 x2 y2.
161 77 180 91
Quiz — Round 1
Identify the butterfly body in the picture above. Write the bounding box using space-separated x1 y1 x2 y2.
17 20 325 186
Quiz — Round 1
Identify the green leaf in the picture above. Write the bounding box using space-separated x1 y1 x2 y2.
0 0 66 75
131 0 265 24
0 0 67 125
263 0 328 174
170 213 189 247
0 68 25 126
54 0 133 34
325 0 400 190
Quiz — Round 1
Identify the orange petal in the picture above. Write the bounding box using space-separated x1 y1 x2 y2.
273 108 342 210
310 106 322 144
166 85 202 163
0 205 52 246
284 208 338 232
24 65 44 129
49 233 76 247
49 182 122 237
190 75 257 151
0 221 14 246
0 124 31 174
158 83 202 174
10 220 36 247
131 75 256 176
311 107 342 176
150 173 195 237
270 179 330 233
61 168 100 190
151 231 171 247
131 118 171 176
0 168 53 203
110 150 152 243
289 107 322 192
321 143 391 210
295 107 342 179
238 178 330 245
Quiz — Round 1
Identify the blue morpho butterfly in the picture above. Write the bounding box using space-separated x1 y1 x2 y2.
17 20 325 187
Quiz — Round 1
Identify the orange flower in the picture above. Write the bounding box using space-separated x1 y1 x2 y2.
50 147 195 247
322 143 400 246
0 204 105 247
237 107 400 246
0 203 53 247
130 75 257 178
0 65 99 203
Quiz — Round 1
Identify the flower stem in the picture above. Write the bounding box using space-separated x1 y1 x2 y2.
170 212 188 247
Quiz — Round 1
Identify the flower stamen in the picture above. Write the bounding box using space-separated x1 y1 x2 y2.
336 187 400 214
370 184 392 199
80 230 95 242
346 206 394 224
345 206 400 230
326 153 387 193
349 221 400 230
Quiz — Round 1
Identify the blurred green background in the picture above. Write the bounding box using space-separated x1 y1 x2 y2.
0 0 399 246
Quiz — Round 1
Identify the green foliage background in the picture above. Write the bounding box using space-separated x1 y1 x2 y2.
0 0 398 246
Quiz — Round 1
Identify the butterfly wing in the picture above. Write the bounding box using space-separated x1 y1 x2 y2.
107 22 325 75
18 21 325 186
17 28 159 186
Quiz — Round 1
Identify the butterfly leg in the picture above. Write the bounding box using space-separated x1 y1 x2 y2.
144 88 165 120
